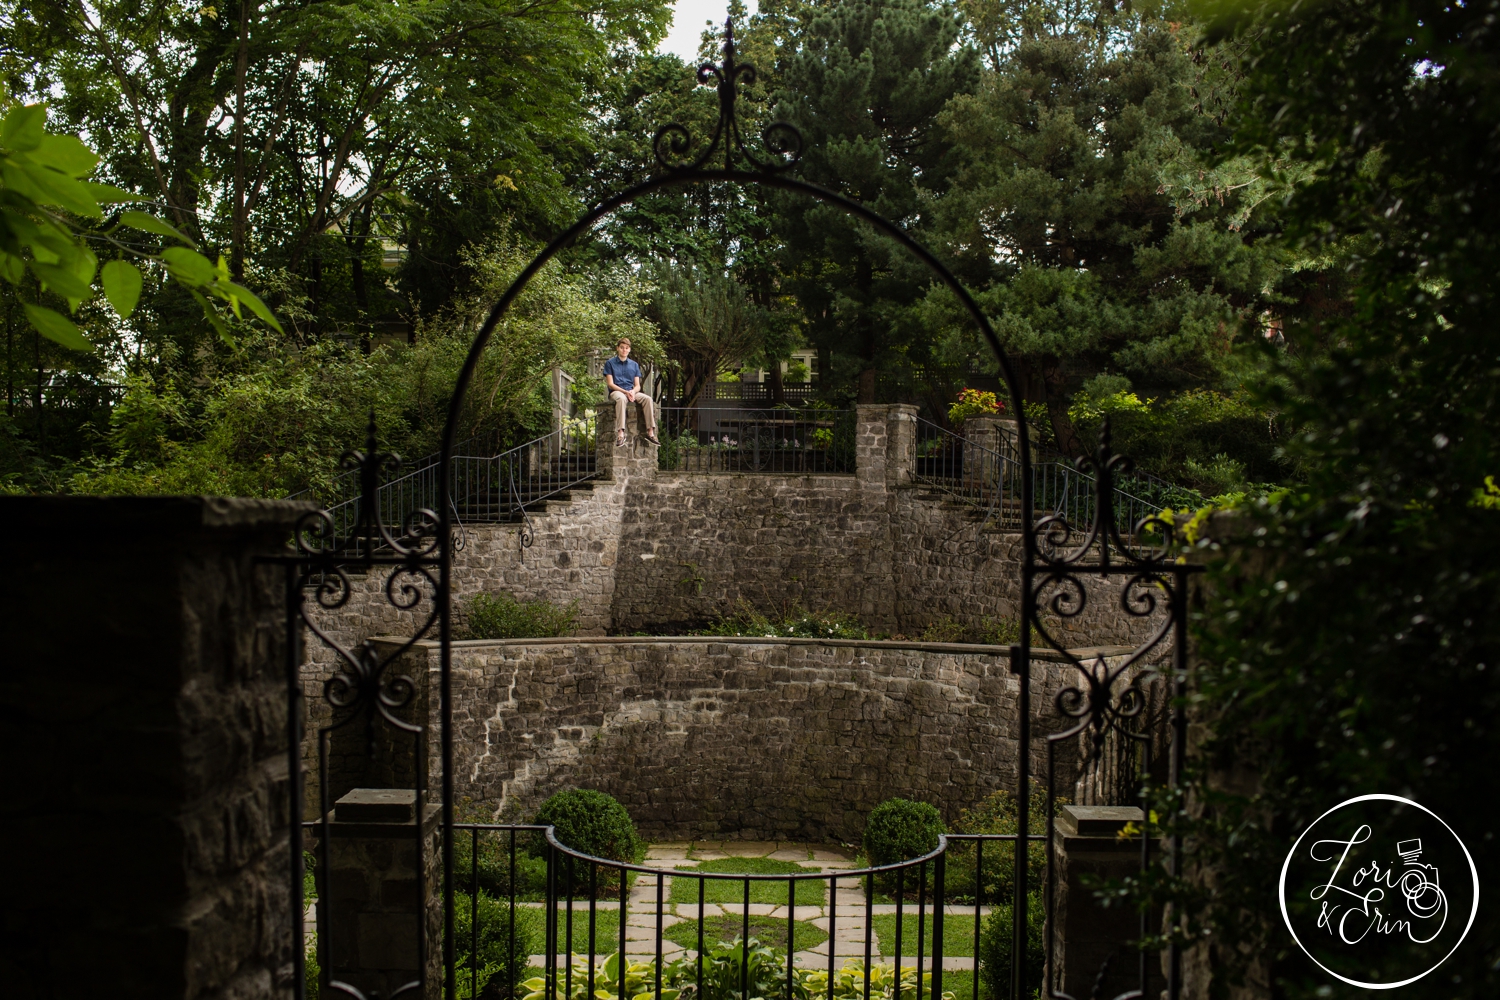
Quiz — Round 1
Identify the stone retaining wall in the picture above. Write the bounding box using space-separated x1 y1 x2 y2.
376 636 1133 842
301 406 1163 818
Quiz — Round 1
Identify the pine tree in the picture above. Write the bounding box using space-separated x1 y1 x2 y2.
933 0 1280 452
775 0 980 402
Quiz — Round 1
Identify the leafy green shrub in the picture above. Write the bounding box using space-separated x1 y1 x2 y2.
863 798 945 869
529 788 644 894
694 601 869 639
941 788 1058 906
455 889 545 999
977 891 1044 1000
1067 377 1288 492
462 592 579 640
305 943 321 1000
453 825 550 900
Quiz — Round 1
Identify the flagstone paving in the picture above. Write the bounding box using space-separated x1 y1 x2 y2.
523 841 991 973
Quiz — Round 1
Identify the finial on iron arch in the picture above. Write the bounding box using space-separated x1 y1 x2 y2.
652 17 804 174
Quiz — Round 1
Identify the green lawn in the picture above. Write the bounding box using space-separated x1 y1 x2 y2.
552 904 621 954
663 913 828 953
935 967 976 1000
870 913 977 958
669 858 825 906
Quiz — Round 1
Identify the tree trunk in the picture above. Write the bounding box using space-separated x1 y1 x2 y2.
767 359 785 405
856 258 876 403
1042 357 1083 456
351 202 372 354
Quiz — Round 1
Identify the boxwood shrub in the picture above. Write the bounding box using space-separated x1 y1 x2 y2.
863 797 945 867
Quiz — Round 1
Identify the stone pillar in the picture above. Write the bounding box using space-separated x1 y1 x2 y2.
855 403 917 491
963 414 1002 488
596 399 659 482
2 495 313 1000
318 788 442 1000
1049 805 1163 1000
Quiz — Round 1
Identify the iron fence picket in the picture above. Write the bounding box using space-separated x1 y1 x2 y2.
657 407 856 474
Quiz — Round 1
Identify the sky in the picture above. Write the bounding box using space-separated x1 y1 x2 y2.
658 0 760 63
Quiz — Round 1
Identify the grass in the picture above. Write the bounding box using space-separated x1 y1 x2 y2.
936 967 976 1000
669 858 825 906
552 903 621 954
870 913 977 958
663 913 828 953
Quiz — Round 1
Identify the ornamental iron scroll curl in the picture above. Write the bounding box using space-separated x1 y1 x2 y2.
653 18 804 174
257 17 1196 1000
269 407 442 1000
1028 417 1198 1000
1034 415 1182 569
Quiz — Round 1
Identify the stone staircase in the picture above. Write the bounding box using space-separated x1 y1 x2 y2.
452 454 601 524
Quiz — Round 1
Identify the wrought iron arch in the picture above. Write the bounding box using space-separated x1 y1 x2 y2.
285 18 1192 1000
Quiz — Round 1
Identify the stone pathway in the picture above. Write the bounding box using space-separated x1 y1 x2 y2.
528 841 990 975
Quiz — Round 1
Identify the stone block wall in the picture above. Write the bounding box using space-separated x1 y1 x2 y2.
610 473 893 632
376 636 1124 842
2 496 309 1000
301 409 1164 817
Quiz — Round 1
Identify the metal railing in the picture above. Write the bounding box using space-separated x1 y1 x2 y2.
913 417 1169 533
658 408 856 475
320 415 598 553
412 826 1046 1000
695 382 819 403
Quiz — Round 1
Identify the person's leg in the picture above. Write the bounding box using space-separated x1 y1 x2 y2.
637 393 657 440
611 391 628 445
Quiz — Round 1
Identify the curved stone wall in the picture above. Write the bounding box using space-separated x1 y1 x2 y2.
377 636 1133 841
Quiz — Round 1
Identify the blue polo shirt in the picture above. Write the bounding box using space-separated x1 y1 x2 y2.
604 356 641 393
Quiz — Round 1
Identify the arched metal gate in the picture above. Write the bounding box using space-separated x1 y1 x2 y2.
275 21 1195 1000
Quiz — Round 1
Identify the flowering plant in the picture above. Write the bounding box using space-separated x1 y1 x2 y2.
947 388 1005 426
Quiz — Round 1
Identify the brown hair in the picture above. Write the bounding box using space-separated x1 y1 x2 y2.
615 337 631 348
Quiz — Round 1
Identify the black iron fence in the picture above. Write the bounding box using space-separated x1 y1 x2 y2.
658 408 856 475
422 826 1049 1000
316 415 599 554
913 418 1168 534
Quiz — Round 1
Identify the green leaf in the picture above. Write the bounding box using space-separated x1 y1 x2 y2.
1 104 46 151
29 260 92 300
101 260 143 318
88 182 146 203
162 246 217 285
120 211 195 247
220 280 284 332
22 303 92 350
189 288 235 346
34 134 98 178
1 162 45 202
15 159 101 218
0 252 22 284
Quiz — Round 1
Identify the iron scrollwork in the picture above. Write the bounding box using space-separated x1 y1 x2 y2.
1019 416 1198 1000
653 19 804 174
275 414 443 1000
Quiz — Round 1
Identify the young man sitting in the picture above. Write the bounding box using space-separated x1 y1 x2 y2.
603 337 658 447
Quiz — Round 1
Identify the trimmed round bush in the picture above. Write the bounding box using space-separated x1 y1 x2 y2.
530 788 645 865
862 797 945 867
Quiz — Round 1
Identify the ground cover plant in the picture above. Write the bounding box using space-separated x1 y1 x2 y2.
669 857 825 907
692 602 869 640
662 913 827 954
462 592 580 640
